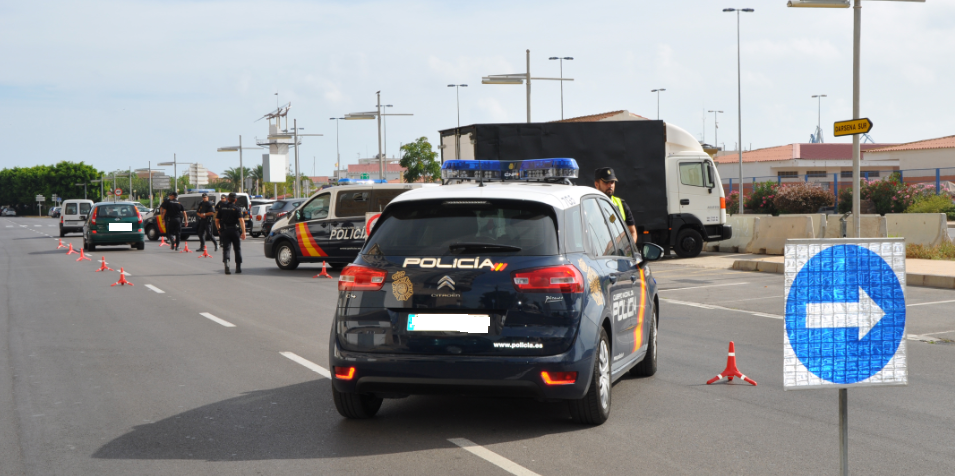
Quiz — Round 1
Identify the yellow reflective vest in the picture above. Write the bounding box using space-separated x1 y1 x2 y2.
611 196 626 222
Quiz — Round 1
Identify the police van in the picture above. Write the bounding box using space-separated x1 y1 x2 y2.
329 159 664 425
264 181 436 270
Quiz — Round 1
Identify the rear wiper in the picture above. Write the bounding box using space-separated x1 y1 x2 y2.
449 242 522 253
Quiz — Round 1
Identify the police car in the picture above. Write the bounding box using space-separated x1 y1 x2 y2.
329 159 664 425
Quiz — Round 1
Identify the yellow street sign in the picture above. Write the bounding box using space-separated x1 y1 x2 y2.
833 118 873 137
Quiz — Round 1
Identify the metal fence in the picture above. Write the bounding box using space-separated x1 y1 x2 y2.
723 167 955 203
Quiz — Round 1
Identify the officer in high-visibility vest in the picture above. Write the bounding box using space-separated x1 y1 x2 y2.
594 167 637 242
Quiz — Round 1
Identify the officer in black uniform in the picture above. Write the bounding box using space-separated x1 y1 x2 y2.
196 193 218 252
160 191 187 251
594 167 637 242
215 192 246 274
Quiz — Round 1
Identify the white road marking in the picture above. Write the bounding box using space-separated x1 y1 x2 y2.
713 295 784 303
448 438 541 476
659 282 750 292
34 224 41 227
664 298 784 320
144 284 165 294
280 352 331 379
907 299 955 307
199 312 235 328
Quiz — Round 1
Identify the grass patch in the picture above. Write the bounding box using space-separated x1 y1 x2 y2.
906 241 955 260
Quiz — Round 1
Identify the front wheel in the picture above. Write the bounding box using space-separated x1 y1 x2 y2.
674 228 704 258
146 226 159 241
332 387 383 419
274 242 299 270
568 328 611 425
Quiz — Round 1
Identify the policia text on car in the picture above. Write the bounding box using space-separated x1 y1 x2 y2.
215 192 246 275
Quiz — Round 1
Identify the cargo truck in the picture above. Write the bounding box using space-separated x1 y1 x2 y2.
437 120 731 258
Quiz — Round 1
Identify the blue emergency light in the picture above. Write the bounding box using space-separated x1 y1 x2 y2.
337 178 388 185
441 158 578 182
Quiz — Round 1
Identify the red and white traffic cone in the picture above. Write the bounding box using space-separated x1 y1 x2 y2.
95 256 113 272
198 247 213 258
57 239 67 249
706 341 757 386
159 236 168 247
66 243 79 255
111 267 133 286
180 242 192 253
314 261 333 278
75 248 92 262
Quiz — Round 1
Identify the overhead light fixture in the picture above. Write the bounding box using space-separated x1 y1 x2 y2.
787 0 849 7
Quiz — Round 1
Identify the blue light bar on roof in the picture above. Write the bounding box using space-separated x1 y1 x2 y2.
441 158 578 182
337 178 379 185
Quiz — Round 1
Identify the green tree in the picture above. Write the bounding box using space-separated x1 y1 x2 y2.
399 137 440 183
250 165 264 194
0 161 101 211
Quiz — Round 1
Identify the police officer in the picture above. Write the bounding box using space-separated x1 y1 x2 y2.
159 191 187 251
215 192 246 274
196 193 218 252
594 167 637 242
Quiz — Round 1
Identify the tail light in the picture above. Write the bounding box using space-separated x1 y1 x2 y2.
339 264 387 291
720 197 726 210
60 216 63 224
334 366 356 380
277 211 287 218
135 208 143 224
256 215 262 221
511 265 584 293
90 207 98 225
541 371 577 385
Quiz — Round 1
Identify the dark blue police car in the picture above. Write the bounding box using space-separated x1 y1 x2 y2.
329 159 663 424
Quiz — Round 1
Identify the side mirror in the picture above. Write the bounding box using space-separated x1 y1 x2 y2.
706 164 716 189
642 243 664 262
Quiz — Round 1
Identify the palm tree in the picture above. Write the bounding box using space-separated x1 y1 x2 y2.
250 165 264 195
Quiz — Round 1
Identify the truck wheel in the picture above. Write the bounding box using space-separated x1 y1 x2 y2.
674 228 704 258
275 242 299 270
630 306 658 377
332 387 383 419
146 226 159 241
568 328 611 425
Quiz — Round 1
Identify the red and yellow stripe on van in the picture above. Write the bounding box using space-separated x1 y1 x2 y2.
295 223 327 257
157 218 167 234
632 267 648 353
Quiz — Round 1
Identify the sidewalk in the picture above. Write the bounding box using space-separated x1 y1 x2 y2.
661 251 955 289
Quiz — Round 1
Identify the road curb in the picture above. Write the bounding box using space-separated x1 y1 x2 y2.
731 259 955 290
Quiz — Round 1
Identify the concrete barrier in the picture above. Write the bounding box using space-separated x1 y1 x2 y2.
823 214 887 239
885 213 951 247
747 216 815 255
708 215 761 252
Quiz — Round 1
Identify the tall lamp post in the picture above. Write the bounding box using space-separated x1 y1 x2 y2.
74 182 88 200
812 94 828 143
216 138 261 194
345 92 412 181
724 7 754 215
548 57 573 120
483 49 573 123
156 154 193 194
651 88 667 120
330 118 345 183
290 120 323 198
447 84 467 127
708 110 724 149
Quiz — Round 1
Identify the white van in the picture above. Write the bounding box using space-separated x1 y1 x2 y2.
60 199 94 236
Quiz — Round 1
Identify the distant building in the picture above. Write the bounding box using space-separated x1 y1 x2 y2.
332 155 408 183
188 163 209 186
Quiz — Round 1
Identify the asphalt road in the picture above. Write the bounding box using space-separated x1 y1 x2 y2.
2 217 954 475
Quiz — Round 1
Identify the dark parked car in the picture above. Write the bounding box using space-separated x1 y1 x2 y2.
262 199 305 235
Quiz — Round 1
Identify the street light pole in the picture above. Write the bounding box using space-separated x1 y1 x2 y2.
724 7 754 215
651 89 667 120
548 57 573 120
708 110 724 149
447 85 468 128
345 94 412 181
483 49 572 124
812 94 828 143
330 118 344 183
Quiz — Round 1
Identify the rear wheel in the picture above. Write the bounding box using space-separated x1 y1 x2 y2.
674 228 704 258
88 242 96 252
568 328 611 425
332 387 383 419
82 239 89 251
146 226 159 241
630 306 658 377
134 242 145 251
275 242 299 270
59 226 66 237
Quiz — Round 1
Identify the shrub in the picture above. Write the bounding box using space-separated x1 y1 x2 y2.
837 172 930 215
905 193 955 214
772 182 834 214
907 241 955 261
744 181 779 215
725 191 745 215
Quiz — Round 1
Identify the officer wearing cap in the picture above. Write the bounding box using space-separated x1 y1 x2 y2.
594 167 637 242
196 193 218 252
159 191 187 251
215 192 246 274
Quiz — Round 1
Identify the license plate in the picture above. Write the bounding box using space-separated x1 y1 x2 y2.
407 314 490 334
109 223 132 232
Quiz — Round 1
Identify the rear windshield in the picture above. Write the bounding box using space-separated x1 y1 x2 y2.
364 199 559 256
271 201 288 211
96 204 138 218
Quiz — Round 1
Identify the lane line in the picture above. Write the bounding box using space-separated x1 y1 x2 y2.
199 312 235 328
659 282 749 292
448 438 541 476
713 295 784 303
280 352 331 379
144 284 165 294
663 298 784 320
907 299 955 307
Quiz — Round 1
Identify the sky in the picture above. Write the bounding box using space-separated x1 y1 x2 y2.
1 0 952 177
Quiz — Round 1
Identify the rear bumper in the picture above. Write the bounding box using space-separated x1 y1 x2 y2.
91 232 145 244
329 338 595 400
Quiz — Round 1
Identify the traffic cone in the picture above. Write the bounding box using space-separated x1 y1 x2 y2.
75 248 92 262
111 267 133 286
198 247 213 258
180 243 192 253
66 243 79 255
314 261 333 278
159 236 168 247
57 239 67 249
706 341 757 386
95 256 113 272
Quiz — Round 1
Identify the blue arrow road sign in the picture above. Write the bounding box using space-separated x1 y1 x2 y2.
784 241 907 388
